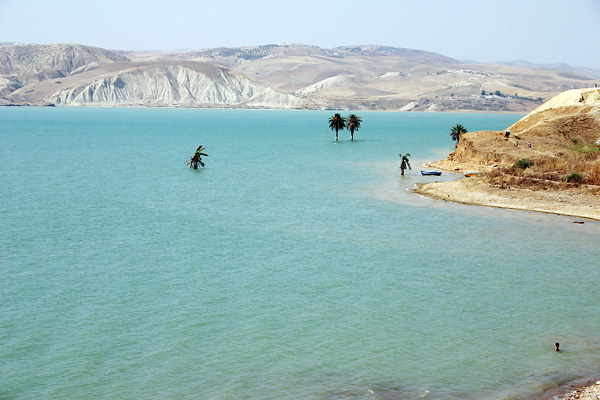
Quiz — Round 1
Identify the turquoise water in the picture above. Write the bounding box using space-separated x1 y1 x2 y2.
2 108 600 400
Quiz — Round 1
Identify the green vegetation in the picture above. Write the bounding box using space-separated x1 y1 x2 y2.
569 139 600 154
566 173 582 183
328 113 347 141
399 153 411 176
514 158 534 169
346 114 362 141
450 124 467 146
328 114 363 141
187 145 208 169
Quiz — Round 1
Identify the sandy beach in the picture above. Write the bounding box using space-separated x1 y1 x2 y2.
415 175 600 222
538 378 600 400
560 381 600 400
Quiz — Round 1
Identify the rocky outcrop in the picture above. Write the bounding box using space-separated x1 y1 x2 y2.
48 62 311 109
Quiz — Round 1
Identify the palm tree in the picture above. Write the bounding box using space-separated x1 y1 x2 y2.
328 113 346 141
346 114 362 141
450 124 468 146
187 145 208 169
399 153 411 176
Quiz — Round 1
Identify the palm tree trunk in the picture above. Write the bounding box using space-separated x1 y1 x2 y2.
335 129 338 141
401 167 405 176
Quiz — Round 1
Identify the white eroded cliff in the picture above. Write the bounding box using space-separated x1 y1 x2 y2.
49 63 310 108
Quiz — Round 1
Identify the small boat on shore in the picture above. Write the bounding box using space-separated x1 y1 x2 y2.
421 171 442 176
464 172 480 177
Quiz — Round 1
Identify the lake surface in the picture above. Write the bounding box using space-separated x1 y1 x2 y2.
2 108 600 400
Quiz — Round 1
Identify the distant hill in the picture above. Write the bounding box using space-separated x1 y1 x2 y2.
1 43 597 111
492 60 600 80
48 62 309 109
0 44 311 109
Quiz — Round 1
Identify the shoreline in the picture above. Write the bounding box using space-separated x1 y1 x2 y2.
536 375 600 400
414 162 600 399
414 159 600 222
415 178 600 222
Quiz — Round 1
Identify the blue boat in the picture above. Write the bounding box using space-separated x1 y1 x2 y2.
421 171 442 176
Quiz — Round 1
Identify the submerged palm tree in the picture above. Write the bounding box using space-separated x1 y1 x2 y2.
346 114 362 141
328 113 346 141
450 124 468 146
399 153 411 176
187 145 208 169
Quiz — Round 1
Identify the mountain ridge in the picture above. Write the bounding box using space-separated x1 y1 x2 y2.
1 43 597 111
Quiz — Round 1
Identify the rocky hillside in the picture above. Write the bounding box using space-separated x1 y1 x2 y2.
47 62 309 108
0 44 311 109
420 88 600 221
433 88 600 186
0 44 129 97
127 44 597 112
1 43 598 111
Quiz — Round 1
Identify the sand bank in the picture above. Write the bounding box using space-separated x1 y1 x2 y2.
415 175 600 221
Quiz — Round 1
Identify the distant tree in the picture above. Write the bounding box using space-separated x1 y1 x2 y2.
481 90 486 96
495 90 502 97
346 114 362 141
450 124 467 146
187 145 208 169
328 113 346 141
399 153 411 176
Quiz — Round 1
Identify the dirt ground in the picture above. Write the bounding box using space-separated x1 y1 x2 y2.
417 93 600 221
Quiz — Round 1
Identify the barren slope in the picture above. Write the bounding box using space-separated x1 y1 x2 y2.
123 44 597 112
5 60 312 109
0 43 129 97
2 43 598 111
420 88 600 220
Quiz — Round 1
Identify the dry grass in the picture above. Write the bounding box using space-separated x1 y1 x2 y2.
448 105 600 193
485 152 600 192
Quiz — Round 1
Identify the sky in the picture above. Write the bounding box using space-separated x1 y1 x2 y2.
1 0 600 69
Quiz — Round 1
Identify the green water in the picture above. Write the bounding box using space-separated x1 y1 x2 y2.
2 108 600 399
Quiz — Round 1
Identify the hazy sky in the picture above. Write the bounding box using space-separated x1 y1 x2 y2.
1 0 600 69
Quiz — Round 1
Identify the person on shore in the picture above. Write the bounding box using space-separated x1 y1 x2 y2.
528 142 532 149
505 128 511 138
555 342 560 351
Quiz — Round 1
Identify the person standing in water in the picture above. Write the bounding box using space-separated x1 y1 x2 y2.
555 342 560 351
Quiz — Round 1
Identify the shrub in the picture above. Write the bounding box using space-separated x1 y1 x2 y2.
514 158 534 169
566 173 582 183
